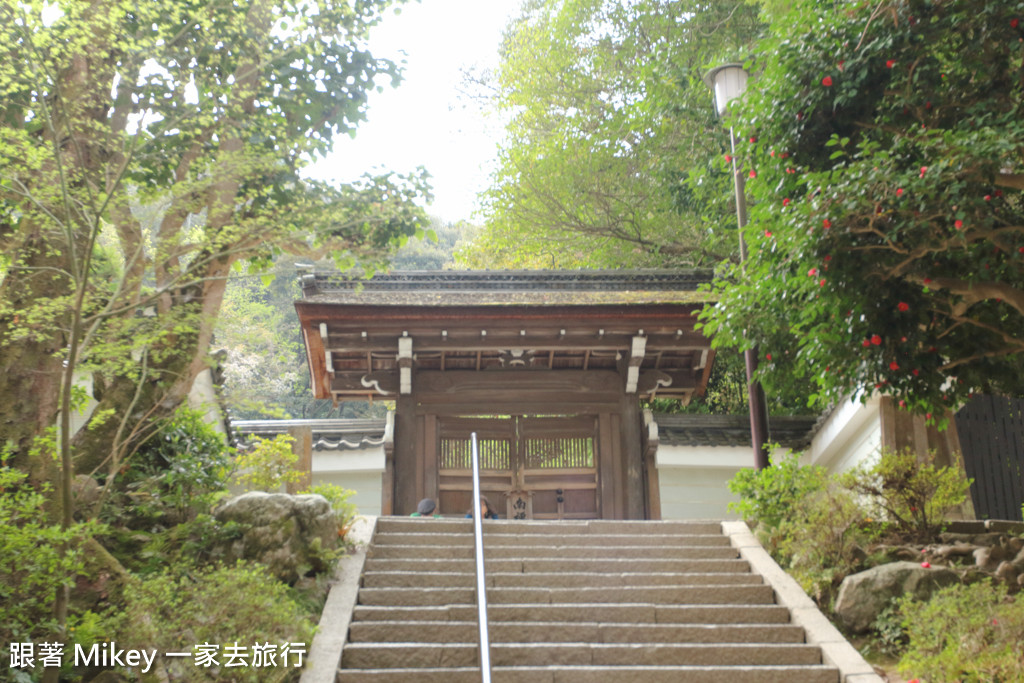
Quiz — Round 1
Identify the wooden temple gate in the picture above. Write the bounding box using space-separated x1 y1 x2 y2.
436 415 599 520
295 270 715 520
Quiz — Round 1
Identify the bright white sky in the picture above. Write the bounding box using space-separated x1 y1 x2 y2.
309 0 524 224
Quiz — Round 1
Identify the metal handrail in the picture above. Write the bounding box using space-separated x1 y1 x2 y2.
470 432 492 682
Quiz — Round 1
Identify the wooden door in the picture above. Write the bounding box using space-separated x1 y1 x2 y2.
436 415 600 519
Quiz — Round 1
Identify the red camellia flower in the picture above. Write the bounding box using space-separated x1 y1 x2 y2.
896 188 903 196
749 170 756 179
819 278 826 287
984 194 992 201
913 369 920 376
923 277 932 284
862 339 871 348
808 267 818 277
724 154 732 163
899 399 906 408
871 334 882 345
824 255 832 262
782 198 791 207
1019 247 1024 254
921 562 931 569
821 76 833 86
1013 18 1020 28
822 218 832 229
886 59 896 68
898 302 909 311
925 413 932 421
749 136 756 143
890 361 900 371
766 353 772 361
764 230 772 238
919 166 928 177
954 219 964 229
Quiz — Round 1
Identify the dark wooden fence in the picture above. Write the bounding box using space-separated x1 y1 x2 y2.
955 394 1024 521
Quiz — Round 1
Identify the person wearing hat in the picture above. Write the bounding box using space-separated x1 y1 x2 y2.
410 498 441 517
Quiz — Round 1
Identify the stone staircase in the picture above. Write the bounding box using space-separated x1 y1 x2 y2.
332 518 848 682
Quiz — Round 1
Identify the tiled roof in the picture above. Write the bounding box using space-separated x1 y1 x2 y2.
653 414 821 450
230 414 822 452
299 269 715 306
231 418 387 451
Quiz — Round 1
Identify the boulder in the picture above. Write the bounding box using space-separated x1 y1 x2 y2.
214 492 339 583
834 561 960 633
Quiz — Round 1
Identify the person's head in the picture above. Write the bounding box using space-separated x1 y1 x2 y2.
480 496 494 516
468 495 495 518
416 498 437 516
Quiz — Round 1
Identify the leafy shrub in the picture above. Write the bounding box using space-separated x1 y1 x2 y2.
0 464 97 671
777 481 876 605
98 562 315 682
897 580 1024 683
302 483 358 537
107 406 233 528
233 434 304 491
728 450 829 531
726 448 969 607
843 449 972 543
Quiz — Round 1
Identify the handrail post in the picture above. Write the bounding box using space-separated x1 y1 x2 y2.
470 432 492 682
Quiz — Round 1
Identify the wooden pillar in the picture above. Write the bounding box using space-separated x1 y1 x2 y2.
642 411 662 520
598 412 619 519
620 392 645 520
393 393 418 515
286 425 313 494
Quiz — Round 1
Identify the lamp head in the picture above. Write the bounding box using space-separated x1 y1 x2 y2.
703 64 749 116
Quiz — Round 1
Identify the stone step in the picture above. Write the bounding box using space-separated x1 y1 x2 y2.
367 543 740 561
371 532 733 547
335 664 840 682
361 570 763 589
364 557 749 577
362 557 752 574
348 621 806 644
356 584 776 607
375 518 726 536
352 603 793 624
341 642 823 669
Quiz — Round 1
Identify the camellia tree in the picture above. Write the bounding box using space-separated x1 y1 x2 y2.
700 0 1024 419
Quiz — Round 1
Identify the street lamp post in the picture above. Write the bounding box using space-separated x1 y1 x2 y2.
704 64 770 470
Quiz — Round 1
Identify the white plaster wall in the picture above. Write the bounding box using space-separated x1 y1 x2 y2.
805 394 883 474
656 446 753 520
311 445 385 517
656 444 798 520
188 368 226 436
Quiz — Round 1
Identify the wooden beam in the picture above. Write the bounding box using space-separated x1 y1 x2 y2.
323 331 710 354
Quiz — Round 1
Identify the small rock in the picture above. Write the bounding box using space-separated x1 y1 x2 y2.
835 561 960 634
72 474 101 510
